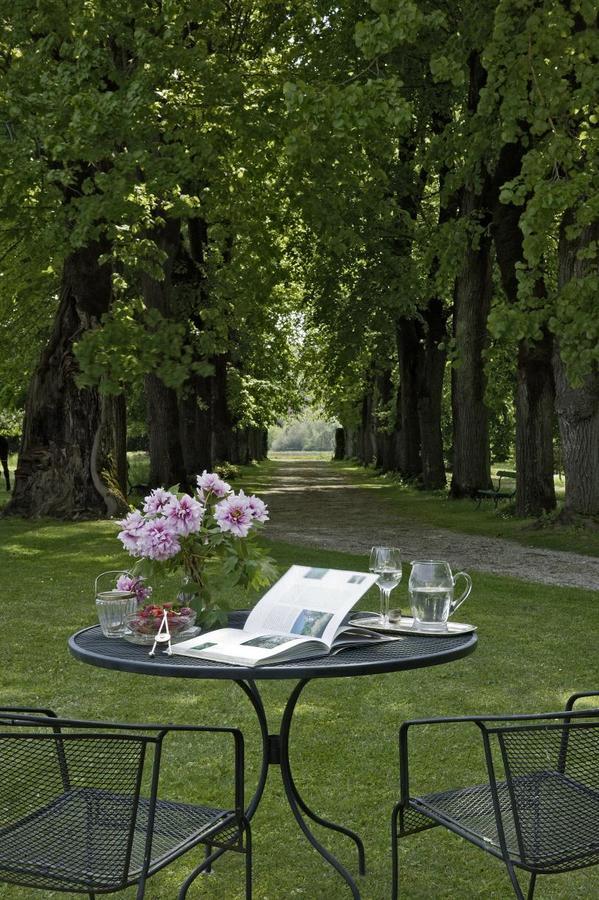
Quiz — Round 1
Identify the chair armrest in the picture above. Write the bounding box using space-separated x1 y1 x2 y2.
160 724 245 816
399 716 488 806
0 716 245 817
0 706 58 718
565 691 599 711
397 706 599 806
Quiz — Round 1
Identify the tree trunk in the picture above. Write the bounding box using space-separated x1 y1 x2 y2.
145 374 186 488
553 218 599 516
450 52 493 499
178 374 213 478
374 369 396 471
4 244 127 518
415 159 455 491
449 216 493 498
113 394 128 497
396 319 422 478
230 428 250 465
247 427 261 462
515 330 556 514
334 428 345 460
355 391 375 465
343 426 355 459
417 299 447 489
142 220 187 489
179 219 214 477
259 428 268 460
491 140 555 516
211 353 233 463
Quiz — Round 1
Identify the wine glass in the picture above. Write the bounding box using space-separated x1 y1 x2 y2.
369 546 402 626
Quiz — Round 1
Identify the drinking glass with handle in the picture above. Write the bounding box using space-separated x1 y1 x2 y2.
369 546 402 626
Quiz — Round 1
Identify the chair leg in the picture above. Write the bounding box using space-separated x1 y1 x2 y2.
178 845 228 898
204 843 213 873
527 872 537 900
505 860 526 900
391 801 401 900
243 818 252 900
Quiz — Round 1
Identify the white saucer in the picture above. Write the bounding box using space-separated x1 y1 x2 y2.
350 614 476 637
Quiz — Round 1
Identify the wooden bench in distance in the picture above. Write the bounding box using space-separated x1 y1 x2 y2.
475 470 517 509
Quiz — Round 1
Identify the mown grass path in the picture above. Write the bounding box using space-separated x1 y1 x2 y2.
260 459 599 591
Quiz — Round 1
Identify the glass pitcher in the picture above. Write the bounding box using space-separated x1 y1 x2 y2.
408 560 472 631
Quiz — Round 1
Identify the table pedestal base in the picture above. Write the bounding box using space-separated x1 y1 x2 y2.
237 678 364 899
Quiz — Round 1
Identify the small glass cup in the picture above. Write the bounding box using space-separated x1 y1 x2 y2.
95 590 137 637
95 570 137 638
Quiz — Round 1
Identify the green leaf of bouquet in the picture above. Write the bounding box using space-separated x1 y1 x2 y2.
222 556 238 574
181 581 204 593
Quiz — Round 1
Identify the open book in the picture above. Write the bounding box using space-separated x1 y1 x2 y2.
172 565 389 666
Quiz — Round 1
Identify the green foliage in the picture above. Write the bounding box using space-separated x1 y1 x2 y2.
1 0 597 479
214 462 241 482
480 0 599 381
0 409 23 437
0 0 306 426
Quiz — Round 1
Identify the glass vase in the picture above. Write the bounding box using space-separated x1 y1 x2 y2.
95 570 137 638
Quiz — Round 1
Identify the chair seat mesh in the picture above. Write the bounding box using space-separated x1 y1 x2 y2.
0 787 236 892
411 770 599 872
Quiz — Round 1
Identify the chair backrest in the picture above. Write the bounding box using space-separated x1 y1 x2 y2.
0 714 161 892
488 715 599 869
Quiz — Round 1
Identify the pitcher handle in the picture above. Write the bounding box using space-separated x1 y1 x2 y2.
450 572 472 615
94 570 131 595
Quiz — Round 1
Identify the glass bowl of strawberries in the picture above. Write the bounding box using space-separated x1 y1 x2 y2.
123 602 199 645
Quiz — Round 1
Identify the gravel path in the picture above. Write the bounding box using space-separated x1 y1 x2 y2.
262 460 599 591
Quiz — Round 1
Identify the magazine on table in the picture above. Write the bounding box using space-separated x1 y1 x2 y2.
172 565 394 666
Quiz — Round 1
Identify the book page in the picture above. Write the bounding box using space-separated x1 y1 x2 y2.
244 565 378 647
172 629 322 665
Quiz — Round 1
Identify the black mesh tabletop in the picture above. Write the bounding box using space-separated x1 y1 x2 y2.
69 613 477 682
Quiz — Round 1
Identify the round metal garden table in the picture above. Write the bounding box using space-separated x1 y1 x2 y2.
69 613 477 898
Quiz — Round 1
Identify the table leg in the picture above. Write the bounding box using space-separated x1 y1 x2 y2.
235 677 364 899
235 679 270 822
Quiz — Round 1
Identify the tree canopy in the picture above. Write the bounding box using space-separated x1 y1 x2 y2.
0 0 597 518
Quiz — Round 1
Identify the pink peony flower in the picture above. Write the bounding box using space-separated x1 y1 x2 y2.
117 510 147 554
139 518 181 561
196 470 231 500
143 487 176 515
164 493 205 536
116 573 152 603
214 493 254 537
246 492 269 523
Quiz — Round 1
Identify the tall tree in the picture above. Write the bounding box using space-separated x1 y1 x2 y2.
449 51 494 498
486 0 599 517
4 243 127 517
554 218 599 518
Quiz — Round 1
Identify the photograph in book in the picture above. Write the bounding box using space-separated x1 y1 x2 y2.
291 610 333 638
172 564 399 666
243 634 296 649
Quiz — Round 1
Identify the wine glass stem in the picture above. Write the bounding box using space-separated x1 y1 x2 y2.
379 586 391 625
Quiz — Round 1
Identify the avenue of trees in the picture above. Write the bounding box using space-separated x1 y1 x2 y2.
0 1 597 521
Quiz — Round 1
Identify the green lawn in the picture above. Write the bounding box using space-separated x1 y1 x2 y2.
1 510 598 898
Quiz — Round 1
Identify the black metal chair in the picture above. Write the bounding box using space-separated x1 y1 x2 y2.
0 707 251 898
392 691 599 899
